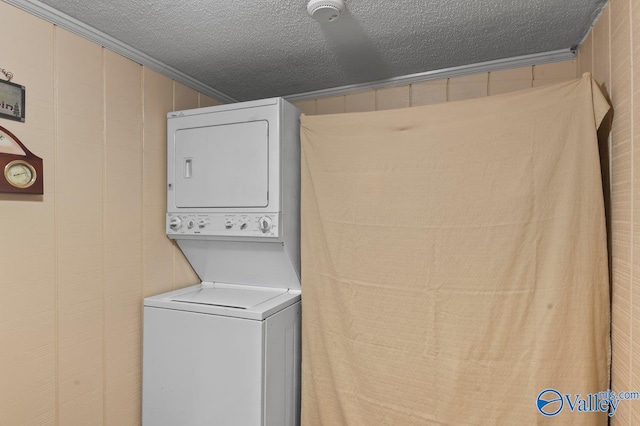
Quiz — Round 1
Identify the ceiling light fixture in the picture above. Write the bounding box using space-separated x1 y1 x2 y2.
307 0 345 23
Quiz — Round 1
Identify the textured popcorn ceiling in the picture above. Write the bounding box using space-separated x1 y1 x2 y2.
40 0 607 101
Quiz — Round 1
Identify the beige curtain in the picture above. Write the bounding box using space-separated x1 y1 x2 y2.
301 74 611 425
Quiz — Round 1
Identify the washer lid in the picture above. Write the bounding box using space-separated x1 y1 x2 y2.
170 282 287 309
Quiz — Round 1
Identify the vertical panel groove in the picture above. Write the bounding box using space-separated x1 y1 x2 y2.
605 3 615 417
171 80 174 290
409 84 414 107
139 64 145 426
53 22 60 426
629 0 635 415
486 72 490 96
171 81 176 290
100 45 107 426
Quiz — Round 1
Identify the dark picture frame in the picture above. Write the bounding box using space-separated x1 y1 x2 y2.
0 79 25 122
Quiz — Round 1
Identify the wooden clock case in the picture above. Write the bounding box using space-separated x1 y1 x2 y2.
0 125 43 194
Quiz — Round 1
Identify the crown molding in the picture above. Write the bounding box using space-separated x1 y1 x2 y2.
3 0 237 103
284 48 576 101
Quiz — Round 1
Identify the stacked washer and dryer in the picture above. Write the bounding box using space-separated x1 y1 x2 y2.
142 98 302 426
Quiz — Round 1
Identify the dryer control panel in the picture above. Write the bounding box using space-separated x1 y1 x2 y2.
167 213 279 238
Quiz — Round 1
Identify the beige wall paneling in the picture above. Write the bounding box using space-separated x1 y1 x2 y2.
0 3 56 426
292 99 317 115
586 15 614 422
591 11 613 403
171 83 200 289
142 69 175 298
198 93 221 108
316 95 346 114
296 60 578 111
578 32 594 76
103 50 143 426
345 91 376 113
173 82 198 112
594 5 612 93
448 73 488 101
55 28 105 426
631 0 640 424
376 85 410 110
0 3 226 424
488 67 533 96
532 59 578 87
410 79 447 106
609 0 633 423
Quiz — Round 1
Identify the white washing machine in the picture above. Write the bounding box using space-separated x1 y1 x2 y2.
142 98 302 426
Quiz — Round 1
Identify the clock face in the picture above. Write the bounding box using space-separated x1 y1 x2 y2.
4 160 36 188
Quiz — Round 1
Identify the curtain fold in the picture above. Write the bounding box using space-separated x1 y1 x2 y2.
301 74 611 425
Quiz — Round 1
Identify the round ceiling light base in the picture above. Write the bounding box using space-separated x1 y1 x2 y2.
307 0 346 23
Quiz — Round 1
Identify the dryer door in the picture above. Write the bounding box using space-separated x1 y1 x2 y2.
174 120 269 208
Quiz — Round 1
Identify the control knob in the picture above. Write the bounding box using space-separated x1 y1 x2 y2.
258 216 272 233
169 217 182 230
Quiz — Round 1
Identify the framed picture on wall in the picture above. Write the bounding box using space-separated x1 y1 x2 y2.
0 79 25 122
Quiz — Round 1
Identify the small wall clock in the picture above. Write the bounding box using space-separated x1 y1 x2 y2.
0 126 43 194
